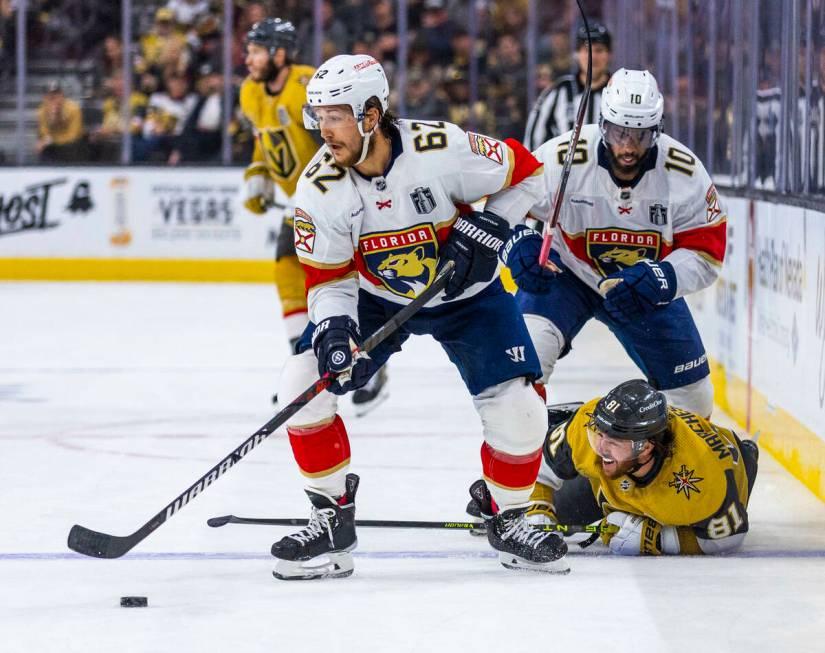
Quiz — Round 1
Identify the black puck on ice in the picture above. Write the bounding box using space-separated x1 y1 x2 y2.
120 596 148 608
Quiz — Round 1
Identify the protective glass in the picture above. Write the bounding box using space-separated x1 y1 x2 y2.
586 425 645 464
601 121 658 149
302 104 357 131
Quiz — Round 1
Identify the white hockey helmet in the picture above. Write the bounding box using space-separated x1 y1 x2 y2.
303 54 389 135
600 68 664 129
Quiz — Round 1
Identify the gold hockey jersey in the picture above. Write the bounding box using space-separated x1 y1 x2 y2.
240 64 319 197
544 399 752 552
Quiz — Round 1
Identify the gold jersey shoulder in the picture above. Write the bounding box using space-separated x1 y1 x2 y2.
240 64 319 196
564 399 750 529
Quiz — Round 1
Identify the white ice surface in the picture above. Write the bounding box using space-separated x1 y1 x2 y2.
2 282 824 653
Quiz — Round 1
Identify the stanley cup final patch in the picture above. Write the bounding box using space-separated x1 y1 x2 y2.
649 203 668 226
409 186 436 215
293 207 316 254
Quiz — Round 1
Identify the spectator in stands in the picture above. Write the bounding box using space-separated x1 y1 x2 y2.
37 80 86 163
169 61 226 164
137 7 188 77
89 73 148 163
165 0 210 29
523 20 612 150
441 66 495 135
297 0 348 63
405 67 447 120
134 71 197 163
419 0 457 66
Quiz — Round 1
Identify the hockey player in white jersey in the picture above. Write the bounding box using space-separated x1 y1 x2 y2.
270 54 568 579
501 69 726 417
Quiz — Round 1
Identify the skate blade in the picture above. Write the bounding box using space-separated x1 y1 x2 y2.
498 553 571 575
272 553 354 581
353 388 389 418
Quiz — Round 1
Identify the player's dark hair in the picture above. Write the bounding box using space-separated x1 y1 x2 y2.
365 96 399 138
651 423 675 461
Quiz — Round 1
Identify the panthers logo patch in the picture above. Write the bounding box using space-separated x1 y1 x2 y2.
586 228 661 276
360 224 438 298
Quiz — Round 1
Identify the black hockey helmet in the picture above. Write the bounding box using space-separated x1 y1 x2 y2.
245 17 298 59
590 380 668 443
576 20 612 50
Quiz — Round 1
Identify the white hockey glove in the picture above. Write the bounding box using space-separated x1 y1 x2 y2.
243 162 274 215
602 511 680 556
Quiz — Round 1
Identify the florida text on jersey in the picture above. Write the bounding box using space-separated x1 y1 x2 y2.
240 64 319 197
292 119 544 322
530 124 727 297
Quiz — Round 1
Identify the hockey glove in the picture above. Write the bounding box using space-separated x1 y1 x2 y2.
499 224 561 294
243 162 274 215
599 259 677 324
601 511 679 555
440 210 510 300
312 316 377 395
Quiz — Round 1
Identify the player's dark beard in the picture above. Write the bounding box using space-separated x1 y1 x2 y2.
264 59 282 84
607 146 642 178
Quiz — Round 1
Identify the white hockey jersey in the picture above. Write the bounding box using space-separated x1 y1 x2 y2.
293 119 545 323
530 124 727 297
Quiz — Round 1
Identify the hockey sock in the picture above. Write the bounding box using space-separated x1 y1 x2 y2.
288 415 351 497
480 442 543 508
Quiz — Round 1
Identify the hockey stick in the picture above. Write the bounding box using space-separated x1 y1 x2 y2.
67 261 455 559
537 0 592 268
206 514 618 535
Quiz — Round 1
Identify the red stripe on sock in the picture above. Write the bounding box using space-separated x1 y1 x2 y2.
533 382 547 403
481 442 542 490
288 414 351 476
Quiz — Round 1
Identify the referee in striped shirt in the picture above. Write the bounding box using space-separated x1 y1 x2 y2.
524 22 613 151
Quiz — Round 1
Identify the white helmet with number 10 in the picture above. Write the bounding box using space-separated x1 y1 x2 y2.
303 54 389 136
599 68 664 152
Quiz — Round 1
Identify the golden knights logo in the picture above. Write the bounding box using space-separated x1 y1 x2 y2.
586 228 662 276
360 224 438 298
261 127 297 180
410 186 436 215
668 464 704 499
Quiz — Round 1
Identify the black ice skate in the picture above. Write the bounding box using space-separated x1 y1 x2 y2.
271 474 359 580
487 507 570 574
466 478 493 537
352 366 389 417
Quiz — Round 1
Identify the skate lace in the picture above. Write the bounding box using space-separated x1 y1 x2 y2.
500 513 552 548
287 506 336 546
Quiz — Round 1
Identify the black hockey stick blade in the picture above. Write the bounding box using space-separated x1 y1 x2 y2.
67 263 454 559
206 514 618 535
68 525 138 559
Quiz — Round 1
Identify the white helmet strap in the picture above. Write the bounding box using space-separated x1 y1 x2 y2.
354 110 379 166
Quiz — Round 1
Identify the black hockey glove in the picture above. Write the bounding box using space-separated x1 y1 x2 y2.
439 210 510 300
499 224 561 294
312 315 377 395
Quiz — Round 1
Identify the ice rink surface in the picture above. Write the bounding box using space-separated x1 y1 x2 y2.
2 282 824 653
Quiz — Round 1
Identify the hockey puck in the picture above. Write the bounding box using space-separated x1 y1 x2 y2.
120 596 148 608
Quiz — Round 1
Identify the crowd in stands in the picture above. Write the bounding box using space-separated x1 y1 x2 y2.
21 0 582 165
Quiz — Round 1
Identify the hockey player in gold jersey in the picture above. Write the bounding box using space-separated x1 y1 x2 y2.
524 379 759 555
241 17 318 350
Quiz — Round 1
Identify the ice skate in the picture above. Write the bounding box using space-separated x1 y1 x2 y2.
352 366 389 417
487 508 570 574
271 474 359 580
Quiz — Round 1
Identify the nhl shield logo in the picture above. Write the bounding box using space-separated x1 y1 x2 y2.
649 203 668 226
410 186 437 215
